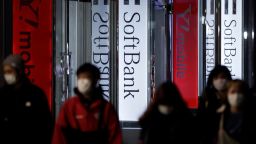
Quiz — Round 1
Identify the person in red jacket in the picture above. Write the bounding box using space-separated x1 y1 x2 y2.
52 63 122 144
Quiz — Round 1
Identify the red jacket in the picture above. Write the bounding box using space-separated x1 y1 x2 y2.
52 96 122 144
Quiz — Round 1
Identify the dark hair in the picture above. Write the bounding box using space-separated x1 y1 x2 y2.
206 65 232 90
75 63 104 100
77 63 100 82
139 81 190 124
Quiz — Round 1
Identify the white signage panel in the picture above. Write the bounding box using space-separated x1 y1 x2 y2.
221 0 243 79
205 0 215 81
118 0 149 121
91 0 110 100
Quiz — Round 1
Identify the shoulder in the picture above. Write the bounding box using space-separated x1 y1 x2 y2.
103 100 116 111
61 96 80 109
25 83 45 95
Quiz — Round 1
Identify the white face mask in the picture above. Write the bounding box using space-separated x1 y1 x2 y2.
158 105 173 115
228 93 243 107
4 74 17 85
213 79 227 91
77 79 91 95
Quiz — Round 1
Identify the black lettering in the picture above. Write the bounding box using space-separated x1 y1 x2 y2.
124 12 140 23
124 52 140 65
124 89 139 99
124 25 135 34
93 52 109 65
93 12 109 23
124 67 134 75
224 20 237 27
19 31 31 49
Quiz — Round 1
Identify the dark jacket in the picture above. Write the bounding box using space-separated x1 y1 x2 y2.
197 89 223 144
139 108 196 144
198 89 256 144
0 79 53 144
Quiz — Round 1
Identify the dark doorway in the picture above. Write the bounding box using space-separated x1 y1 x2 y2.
0 0 12 86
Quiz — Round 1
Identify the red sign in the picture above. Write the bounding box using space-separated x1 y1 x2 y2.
173 0 198 108
13 0 53 108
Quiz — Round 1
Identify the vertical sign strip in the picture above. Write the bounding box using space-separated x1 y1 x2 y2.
221 0 242 79
173 0 198 109
225 0 229 15
205 0 215 81
135 0 140 5
124 0 129 5
119 0 149 121
13 0 53 108
210 0 214 14
91 1 110 101
232 0 236 15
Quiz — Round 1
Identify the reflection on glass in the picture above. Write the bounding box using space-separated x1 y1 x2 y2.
135 0 140 5
104 0 108 5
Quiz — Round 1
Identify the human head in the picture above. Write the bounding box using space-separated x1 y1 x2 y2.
226 80 249 109
76 63 101 97
153 81 188 114
207 65 232 91
3 55 25 85
140 81 189 122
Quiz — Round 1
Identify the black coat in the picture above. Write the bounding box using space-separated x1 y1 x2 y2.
0 80 53 144
140 109 196 144
197 90 223 144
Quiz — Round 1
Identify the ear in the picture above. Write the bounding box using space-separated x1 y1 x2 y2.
96 80 100 88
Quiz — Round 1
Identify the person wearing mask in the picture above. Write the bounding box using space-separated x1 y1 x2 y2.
217 80 254 144
52 63 122 144
0 55 53 144
139 81 196 144
198 65 232 144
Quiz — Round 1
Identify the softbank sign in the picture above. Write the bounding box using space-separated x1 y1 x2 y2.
118 0 149 121
91 0 110 100
205 0 215 81
221 0 243 79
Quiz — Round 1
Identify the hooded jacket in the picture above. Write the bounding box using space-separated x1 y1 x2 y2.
0 79 53 144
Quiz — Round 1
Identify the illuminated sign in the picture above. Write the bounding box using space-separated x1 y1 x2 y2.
221 0 243 79
13 0 53 108
173 0 198 108
91 0 110 101
118 0 149 121
205 0 216 81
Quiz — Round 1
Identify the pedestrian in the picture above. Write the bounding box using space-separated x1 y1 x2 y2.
198 65 232 144
0 55 53 144
217 80 255 144
52 63 122 144
139 81 196 144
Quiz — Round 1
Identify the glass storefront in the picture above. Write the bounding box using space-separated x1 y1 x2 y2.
1 0 256 143
0 0 255 115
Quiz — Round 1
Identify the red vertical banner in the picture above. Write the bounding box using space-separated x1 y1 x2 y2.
173 0 198 109
13 0 53 108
